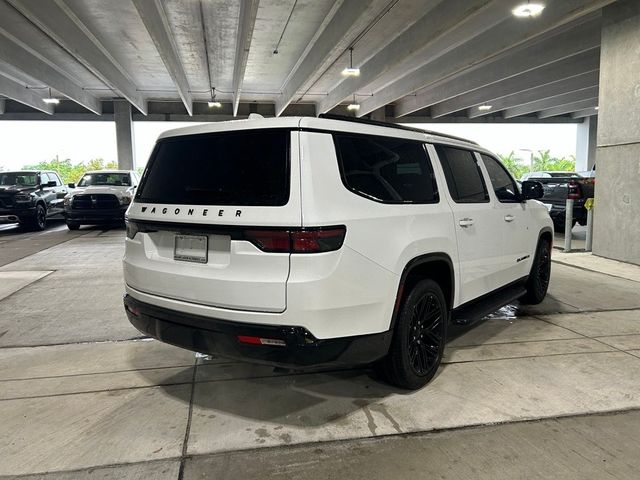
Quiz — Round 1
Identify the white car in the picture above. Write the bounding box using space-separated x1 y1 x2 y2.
64 170 140 230
123 116 552 389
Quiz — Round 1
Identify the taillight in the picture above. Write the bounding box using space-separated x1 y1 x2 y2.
125 218 139 239
242 229 290 252
242 226 346 253
567 182 581 200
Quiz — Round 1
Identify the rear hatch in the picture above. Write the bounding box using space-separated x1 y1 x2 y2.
124 128 301 313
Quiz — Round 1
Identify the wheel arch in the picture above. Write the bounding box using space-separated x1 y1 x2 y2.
390 253 455 330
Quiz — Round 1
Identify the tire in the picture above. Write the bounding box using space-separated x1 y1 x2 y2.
23 204 47 231
66 222 80 231
381 279 448 390
521 238 552 305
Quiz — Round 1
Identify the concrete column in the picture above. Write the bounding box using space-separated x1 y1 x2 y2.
592 0 640 265
575 116 597 172
114 100 136 170
0 98 5 115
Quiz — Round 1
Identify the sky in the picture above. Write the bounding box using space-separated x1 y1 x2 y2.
0 120 578 171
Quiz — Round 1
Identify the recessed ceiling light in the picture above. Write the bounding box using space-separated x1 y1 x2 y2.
512 3 544 17
347 103 360 111
478 105 492 111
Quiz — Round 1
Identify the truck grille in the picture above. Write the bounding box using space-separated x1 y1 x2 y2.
72 194 119 209
0 196 13 208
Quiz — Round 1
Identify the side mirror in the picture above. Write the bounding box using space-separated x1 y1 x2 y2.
521 180 544 200
68 183 76 189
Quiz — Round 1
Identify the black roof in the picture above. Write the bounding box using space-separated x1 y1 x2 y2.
318 114 479 145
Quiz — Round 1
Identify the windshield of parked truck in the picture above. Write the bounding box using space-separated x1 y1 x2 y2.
0 172 38 186
78 173 131 187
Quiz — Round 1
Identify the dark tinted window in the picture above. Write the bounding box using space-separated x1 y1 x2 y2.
481 154 520 202
435 145 489 203
137 129 290 206
334 134 438 203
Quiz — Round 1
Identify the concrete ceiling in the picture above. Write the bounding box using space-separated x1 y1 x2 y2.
0 0 614 122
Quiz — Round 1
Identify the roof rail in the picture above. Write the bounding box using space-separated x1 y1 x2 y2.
317 113 478 145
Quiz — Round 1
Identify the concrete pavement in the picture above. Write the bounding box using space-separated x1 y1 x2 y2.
0 229 639 478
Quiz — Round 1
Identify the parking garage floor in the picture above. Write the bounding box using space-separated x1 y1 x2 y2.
1 223 640 479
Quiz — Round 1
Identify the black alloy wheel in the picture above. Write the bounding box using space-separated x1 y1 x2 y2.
35 204 46 230
521 239 551 304
382 279 448 390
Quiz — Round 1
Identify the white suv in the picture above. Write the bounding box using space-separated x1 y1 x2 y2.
123 116 552 389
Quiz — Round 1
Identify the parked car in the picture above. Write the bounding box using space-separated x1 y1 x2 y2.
0 170 67 230
64 170 140 230
123 115 552 390
520 171 594 230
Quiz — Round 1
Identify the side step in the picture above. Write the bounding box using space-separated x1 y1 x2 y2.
452 283 527 325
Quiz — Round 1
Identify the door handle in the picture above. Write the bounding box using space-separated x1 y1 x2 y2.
458 218 475 228
504 214 515 222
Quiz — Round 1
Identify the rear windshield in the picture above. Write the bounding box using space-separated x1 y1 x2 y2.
137 129 290 206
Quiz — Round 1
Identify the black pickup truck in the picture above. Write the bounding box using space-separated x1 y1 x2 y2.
521 172 595 230
0 170 68 230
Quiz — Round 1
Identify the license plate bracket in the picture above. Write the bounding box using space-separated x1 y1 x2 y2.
174 234 208 263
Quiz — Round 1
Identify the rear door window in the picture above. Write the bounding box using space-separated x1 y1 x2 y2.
137 129 290 206
434 145 489 203
334 133 439 203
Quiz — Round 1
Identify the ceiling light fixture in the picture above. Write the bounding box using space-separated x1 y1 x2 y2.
594 106 599 110
347 94 360 111
512 2 544 17
478 105 492 111
43 87 60 105
342 48 360 77
208 87 221 108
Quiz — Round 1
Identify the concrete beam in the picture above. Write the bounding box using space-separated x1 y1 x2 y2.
132 0 192 115
394 17 602 118
439 54 600 118
360 0 612 117
572 108 599 119
8 0 147 114
275 0 374 117
0 73 53 114
538 97 599 118
231 0 259 117
317 0 507 115
504 86 599 118
467 70 600 118
114 100 135 170
0 2 102 114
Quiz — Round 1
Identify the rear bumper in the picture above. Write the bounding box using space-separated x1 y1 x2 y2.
123 294 392 368
65 206 127 223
